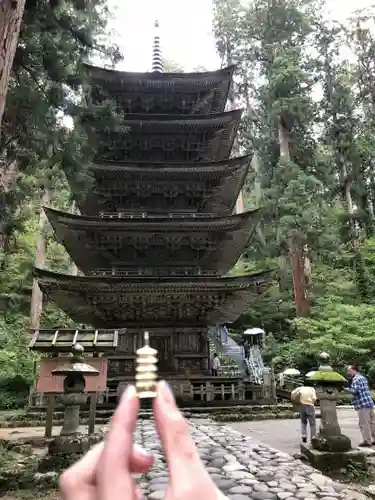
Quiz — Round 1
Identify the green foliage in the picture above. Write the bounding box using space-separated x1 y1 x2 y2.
0 317 36 409
0 0 121 409
212 0 375 383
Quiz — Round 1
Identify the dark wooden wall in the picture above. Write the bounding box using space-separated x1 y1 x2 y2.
107 328 209 379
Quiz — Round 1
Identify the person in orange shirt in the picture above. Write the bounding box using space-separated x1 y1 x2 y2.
291 382 317 443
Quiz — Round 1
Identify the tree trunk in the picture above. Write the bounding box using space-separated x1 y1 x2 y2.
278 120 290 291
338 154 356 243
235 192 244 213
0 200 19 267
290 240 310 317
0 158 17 192
278 119 310 315
29 189 49 330
68 202 80 275
0 0 27 133
278 119 290 161
0 158 18 249
278 254 288 291
250 152 267 246
243 74 266 246
225 37 244 214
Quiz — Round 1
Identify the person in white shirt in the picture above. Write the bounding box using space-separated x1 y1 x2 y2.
291 382 317 443
211 353 220 376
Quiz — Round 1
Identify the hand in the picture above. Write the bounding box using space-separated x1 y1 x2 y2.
153 381 220 500
60 384 153 500
60 381 221 500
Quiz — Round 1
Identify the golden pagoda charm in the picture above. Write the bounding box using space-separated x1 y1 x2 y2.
135 331 158 398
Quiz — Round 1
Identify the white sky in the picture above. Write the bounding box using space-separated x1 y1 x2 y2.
106 0 374 73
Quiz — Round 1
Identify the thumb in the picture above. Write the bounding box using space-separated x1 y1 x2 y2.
153 381 209 484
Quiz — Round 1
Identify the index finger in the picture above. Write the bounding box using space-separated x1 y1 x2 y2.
153 382 202 475
97 385 139 498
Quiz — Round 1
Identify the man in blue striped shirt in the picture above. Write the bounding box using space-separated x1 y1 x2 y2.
346 365 375 447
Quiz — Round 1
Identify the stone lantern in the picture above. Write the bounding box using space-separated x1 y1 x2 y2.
52 344 99 436
300 352 366 471
308 352 350 452
39 344 102 471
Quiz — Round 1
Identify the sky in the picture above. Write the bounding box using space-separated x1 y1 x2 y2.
106 0 374 73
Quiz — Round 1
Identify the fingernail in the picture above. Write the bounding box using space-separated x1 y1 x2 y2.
121 384 137 403
158 380 175 404
133 443 152 457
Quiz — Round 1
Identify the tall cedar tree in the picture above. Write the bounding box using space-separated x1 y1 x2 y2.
0 0 121 248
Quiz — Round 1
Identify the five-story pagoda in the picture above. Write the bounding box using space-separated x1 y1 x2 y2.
33 23 272 400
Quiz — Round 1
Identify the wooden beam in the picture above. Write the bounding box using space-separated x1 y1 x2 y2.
113 329 119 347
44 394 55 438
29 330 39 348
72 329 79 346
51 330 59 346
88 393 97 435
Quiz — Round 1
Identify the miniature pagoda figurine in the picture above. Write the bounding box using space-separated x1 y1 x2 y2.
52 344 99 435
135 331 158 398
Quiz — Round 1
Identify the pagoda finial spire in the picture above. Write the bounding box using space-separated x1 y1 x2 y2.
152 20 164 73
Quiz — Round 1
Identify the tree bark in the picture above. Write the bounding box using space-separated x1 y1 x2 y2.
278 119 290 161
337 152 356 243
290 240 310 317
0 158 17 192
225 36 244 214
0 158 18 249
29 189 49 330
68 202 80 275
278 120 290 291
0 0 27 133
278 119 310 316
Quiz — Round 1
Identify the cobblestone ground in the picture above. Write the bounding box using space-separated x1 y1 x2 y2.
136 419 367 500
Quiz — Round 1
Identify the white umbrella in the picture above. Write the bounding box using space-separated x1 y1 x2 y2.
244 328 265 335
282 368 301 376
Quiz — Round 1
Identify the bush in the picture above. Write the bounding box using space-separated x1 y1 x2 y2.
0 375 30 410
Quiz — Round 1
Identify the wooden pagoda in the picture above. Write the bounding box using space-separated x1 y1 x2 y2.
33 31 272 402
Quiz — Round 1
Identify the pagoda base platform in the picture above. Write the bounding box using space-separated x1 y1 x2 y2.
117 376 247 403
31 377 275 408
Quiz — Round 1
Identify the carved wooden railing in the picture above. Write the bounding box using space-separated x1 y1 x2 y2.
98 211 214 219
91 267 217 278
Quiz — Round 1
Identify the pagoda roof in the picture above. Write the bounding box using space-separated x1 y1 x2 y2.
33 268 273 328
71 155 252 216
83 63 235 115
45 207 262 275
89 110 242 163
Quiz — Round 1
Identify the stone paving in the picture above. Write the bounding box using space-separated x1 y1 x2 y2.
136 419 368 500
230 408 364 457
0 411 371 499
